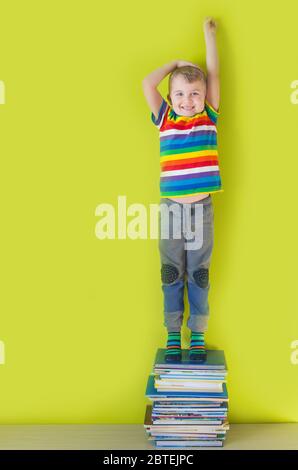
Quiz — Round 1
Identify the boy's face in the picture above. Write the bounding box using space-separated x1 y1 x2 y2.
167 76 206 116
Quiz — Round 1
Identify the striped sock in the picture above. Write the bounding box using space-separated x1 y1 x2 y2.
165 331 181 362
189 331 206 360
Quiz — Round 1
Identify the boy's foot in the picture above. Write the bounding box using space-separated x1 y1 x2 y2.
189 331 207 362
165 331 182 362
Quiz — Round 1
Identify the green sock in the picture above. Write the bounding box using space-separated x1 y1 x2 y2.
165 331 181 358
189 331 206 356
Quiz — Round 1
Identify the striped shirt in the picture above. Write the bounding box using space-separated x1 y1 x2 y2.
151 98 223 198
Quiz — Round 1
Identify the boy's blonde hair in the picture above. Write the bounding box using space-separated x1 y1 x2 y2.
168 65 206 94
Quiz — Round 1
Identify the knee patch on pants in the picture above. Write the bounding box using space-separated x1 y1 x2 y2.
193 267 209 288
161 264 179 284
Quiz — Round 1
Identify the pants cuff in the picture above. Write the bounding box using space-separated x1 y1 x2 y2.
164 310 183 332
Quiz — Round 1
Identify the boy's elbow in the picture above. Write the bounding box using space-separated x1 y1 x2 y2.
142 77 155 89
142 78 150 88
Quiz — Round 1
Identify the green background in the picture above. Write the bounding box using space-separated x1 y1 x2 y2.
0 0 298 423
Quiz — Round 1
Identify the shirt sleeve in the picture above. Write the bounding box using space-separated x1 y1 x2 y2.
205 100 220 125
151 98 169 129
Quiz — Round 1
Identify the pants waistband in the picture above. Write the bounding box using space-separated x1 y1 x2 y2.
160 195 212 207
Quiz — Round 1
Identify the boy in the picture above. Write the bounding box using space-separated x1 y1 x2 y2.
142 18 223 362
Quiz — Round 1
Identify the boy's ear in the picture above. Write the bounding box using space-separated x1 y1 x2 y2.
167 94 172 104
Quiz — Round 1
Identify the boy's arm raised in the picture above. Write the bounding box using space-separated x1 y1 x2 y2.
142 60 177 120
142 60 200 120
204 17 220 112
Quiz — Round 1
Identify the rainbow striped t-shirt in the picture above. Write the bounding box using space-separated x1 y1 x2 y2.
151 98 223 198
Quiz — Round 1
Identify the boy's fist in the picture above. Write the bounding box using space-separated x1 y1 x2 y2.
204 17 217 34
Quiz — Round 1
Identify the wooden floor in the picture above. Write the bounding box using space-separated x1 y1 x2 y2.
0 424 297 450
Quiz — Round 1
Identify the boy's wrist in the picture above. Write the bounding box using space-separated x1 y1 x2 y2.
163 60 179 76
170 60 179 69
204 30 217 42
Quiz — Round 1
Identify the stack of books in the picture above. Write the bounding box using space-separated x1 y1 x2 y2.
144 349 229 449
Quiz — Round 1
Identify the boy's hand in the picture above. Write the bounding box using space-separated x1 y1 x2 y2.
176 59 200 69
203 17 220 111
203 17 217 35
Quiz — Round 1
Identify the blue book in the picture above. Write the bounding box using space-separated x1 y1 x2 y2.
154 349 227 370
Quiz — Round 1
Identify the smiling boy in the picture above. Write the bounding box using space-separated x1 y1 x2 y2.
142 18 223 362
